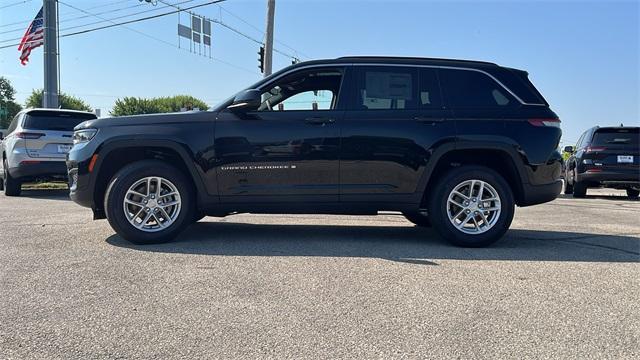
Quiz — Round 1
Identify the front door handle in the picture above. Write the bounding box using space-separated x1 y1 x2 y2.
305 117 335 125
414 117 446 123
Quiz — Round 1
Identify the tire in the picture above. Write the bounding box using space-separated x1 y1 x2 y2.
193 212 206 223
3 159 21 196
104 160 195 245
563 171 573 194
403 211 431 227
427 166 515 247
572 180 587 198
627 188 639 198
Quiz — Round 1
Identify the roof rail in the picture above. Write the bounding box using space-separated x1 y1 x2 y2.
336 56 498 66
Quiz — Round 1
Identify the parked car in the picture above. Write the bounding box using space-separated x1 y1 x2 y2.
564 126 639 198
0 108 97 196
66 56 563 247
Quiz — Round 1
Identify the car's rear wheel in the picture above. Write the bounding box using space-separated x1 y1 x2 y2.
3 159 21 196
572 179 587 198
403 211 431 227
428 166 515 247
104 160 195 244
627 188 639 198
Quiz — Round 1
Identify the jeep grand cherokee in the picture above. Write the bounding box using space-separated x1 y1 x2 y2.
66 57 563 247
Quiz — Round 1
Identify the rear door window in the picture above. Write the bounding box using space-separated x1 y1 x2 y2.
592 128 639 147
23 111 96 131
440 69 515 108
355 66 418 110
419 68 443 109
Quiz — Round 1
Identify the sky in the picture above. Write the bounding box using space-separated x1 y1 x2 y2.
0 0 638 144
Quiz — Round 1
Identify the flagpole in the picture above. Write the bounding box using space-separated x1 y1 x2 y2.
43 0 59 108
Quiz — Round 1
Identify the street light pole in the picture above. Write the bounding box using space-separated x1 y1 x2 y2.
263 0 275 77
43 0 59 108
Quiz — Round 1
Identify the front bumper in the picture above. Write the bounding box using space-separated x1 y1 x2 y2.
8 161 68 179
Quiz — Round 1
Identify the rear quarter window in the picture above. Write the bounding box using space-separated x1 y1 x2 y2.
23 111 96 131
439 69 515 108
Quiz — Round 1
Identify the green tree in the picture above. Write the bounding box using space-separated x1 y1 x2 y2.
0 77 23 128
25 89 93 112
110 95 209 116
110 97 170 117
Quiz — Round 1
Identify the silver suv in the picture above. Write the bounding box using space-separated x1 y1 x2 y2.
1 108 97 196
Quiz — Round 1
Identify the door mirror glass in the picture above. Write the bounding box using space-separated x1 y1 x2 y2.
228 89 262 111
563 145 574 153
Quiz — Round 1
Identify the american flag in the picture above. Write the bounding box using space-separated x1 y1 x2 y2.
18 7 44 66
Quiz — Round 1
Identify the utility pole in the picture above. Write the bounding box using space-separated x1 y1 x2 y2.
263 0 275 77
43 0 59 108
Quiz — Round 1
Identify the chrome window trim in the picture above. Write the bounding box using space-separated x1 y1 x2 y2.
259 62 547 107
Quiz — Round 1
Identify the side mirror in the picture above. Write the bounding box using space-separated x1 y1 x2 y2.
228 89 261 111
563 145 574 153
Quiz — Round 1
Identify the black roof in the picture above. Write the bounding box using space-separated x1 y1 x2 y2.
290 56 501 70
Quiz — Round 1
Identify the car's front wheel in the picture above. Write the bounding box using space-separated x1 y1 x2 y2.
104 160 195 244
428 166 515 247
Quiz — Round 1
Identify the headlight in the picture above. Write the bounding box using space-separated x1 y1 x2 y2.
72 129 97 145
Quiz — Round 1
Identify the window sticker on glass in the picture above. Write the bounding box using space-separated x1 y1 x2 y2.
365 72 413 100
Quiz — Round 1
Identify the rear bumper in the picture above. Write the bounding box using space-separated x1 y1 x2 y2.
577 171 640 187
520 180 563 206
8 161 68 179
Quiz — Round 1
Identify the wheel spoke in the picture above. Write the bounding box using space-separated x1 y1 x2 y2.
128 190 146 198
160 200 180 207
124 198 144 207
478 182 485 200
478 211 489 227
137 211 153 228
152 212 165 228
453 191 469 200
155 177 162 196
448 198 465 208
457 214 472 229
158 207 172 221
159 191 178 199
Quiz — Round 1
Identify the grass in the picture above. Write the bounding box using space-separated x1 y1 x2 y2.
21 181 69 190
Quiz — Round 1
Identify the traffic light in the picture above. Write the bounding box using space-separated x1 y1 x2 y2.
258 45 265 73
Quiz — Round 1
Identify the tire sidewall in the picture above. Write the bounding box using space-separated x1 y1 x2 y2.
429 166 515 247
105 161 194 244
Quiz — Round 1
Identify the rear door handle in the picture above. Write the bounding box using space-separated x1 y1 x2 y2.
414 117 446 123
305 117 335 125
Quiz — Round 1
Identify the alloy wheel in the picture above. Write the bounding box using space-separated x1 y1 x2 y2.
122 176 182 232
446 179 501 234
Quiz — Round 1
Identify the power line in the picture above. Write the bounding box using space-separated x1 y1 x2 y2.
0 0 32 11
156 0 299 60
217 4 311 59
0 0 260 75
0 0 131 29
0 0 193 37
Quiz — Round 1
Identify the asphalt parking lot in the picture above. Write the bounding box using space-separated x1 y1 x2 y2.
0 188 638 359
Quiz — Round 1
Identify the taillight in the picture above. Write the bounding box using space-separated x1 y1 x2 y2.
585 146 606 153
15 132 45 139
528 118 561 127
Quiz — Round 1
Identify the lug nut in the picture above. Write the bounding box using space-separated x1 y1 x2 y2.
465 209 471 214
472 198 477 202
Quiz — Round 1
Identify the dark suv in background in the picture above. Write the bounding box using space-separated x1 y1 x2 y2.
564 126 639 198
66 56 563 247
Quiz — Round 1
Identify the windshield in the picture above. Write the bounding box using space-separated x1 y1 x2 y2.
23 111 97 131
592 128 639 146
211 63 302 111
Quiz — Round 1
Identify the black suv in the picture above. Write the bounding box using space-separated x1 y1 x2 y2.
67 57 563 247
564 126 639 198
